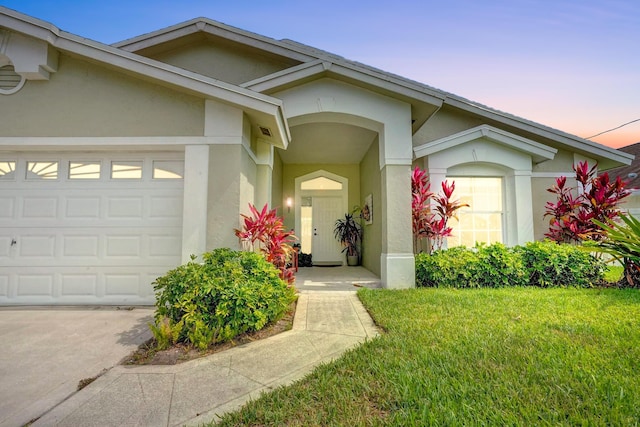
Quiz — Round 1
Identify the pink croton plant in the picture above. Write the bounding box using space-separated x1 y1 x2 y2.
544 161 629 243
412 166 468 253
235 203 296 285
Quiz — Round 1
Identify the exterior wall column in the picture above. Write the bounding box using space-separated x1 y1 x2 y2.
204 100 246 251
254 140 274 209
380 164 415 288
379 105 415 289
181 145 209 262
511 170 534 245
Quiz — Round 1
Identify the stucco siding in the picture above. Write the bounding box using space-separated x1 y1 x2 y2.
533 148 575 173
360 137 382 275
149 39 300 85
0 53 204 137
412 106 483 147
207 144 243 250
240 144 257 218
272 152 284 216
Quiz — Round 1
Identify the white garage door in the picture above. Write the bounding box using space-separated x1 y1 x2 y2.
0 152 184 305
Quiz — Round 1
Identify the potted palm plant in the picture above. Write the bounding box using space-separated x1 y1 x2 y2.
334 213 362 266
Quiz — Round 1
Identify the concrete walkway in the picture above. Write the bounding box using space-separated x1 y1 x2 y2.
32 275 379 426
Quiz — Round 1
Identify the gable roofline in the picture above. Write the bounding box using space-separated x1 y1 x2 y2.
414 125 558 164
242 59 445 108
113 18 447 132
0 7 290 148
113 17 321 63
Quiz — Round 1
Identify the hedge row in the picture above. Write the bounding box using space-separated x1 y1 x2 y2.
416 241 605 288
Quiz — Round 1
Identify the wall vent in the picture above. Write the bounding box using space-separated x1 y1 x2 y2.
0 65 25 94
258 126 272 137
0 65 21 90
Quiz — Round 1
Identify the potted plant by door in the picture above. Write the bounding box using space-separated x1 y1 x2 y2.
334 213 362 266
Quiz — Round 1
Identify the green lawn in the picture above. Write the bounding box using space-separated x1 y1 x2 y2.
216 288 640 426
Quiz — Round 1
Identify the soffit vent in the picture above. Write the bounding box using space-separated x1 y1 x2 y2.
259 126 272 137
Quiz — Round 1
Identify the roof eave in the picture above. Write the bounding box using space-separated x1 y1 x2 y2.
0 7 290 149
414 124 558 164
446 97 634 169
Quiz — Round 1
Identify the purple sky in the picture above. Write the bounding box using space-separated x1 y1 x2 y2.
3 0 639 148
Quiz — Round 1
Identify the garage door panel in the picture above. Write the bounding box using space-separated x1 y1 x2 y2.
107 197 144 219
17 275 54 297
105 274 141 296
0 197 14 218
149 235 182 256
105 235 141 257
0 275 8 297
61 274 97 296
65 197 101 218
1 266 164 304
20 235 56 257
63 235 99 257
150 196 183 218
4 227 183 265
22 197 58 218
0 236 11 257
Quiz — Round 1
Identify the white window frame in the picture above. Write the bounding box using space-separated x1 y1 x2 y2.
446 176 506 247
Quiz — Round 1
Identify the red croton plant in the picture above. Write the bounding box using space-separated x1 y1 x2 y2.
412 166 468 253
544 161 630 243
234 203 296 285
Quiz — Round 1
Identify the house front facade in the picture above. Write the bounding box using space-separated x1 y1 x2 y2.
0 7 632 305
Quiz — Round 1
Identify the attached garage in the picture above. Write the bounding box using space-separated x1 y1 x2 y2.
0 152 184 305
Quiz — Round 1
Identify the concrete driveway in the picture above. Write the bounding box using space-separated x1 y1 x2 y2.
0 306 153 427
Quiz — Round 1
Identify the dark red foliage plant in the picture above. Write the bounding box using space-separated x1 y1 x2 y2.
544 161 630 243
234 203 296 285
412 166 468 253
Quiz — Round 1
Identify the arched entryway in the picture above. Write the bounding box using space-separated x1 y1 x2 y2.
294 170 348 265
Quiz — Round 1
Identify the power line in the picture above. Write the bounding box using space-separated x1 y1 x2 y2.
586 118 640 139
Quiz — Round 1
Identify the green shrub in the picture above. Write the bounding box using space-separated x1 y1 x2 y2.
516 241 605 288
151 248 296 350
474 243 528 287
416 241 604 288
416 244 526 288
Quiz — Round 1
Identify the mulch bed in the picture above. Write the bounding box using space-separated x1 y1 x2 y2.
121 300 297 366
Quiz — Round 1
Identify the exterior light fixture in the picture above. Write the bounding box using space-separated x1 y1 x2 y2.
286 197 293 212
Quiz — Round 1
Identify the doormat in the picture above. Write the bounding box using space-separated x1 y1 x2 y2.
312 262 342 267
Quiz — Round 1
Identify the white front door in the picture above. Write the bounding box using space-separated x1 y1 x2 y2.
311 196 344 265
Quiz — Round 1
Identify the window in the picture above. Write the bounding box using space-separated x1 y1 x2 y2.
301 176 342 190
152 160 184 179
300 197 313 253
69 162 101 179
0 161 16 180
447 177 503 247
26 161 58 180
111 161 142 179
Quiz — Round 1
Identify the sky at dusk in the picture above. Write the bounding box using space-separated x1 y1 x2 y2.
2 0 639 148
